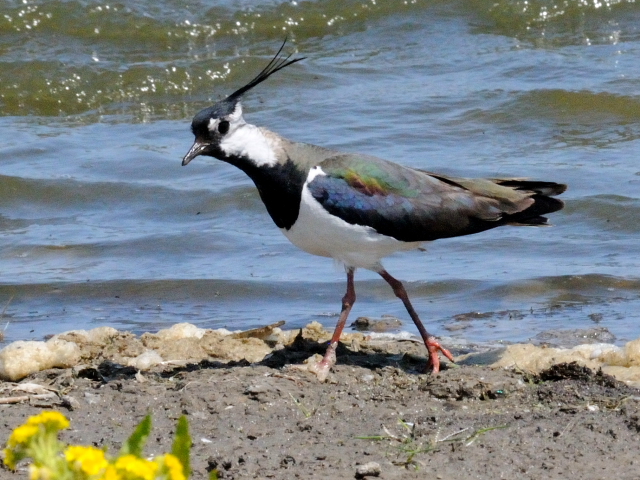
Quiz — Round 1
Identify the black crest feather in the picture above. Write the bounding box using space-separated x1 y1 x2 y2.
225 38 306 102
190 38 305 135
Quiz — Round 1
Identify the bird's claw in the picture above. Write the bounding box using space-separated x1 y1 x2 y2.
425 336 455 374
305 342 337 382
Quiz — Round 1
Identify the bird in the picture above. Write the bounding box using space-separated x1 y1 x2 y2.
182 40 566 381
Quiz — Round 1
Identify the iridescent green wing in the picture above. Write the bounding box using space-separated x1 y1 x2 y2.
307 154 543 242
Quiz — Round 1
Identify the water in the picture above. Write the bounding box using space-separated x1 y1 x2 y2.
2 0 640 347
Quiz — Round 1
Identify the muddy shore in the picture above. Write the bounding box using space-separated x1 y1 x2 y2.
1 326 640 480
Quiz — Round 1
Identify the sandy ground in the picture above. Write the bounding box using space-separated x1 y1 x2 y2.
1 329 640 480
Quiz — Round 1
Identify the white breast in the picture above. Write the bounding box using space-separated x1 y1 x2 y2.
281 166 422 271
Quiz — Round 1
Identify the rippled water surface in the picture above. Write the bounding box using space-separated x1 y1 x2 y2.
2 0 640 346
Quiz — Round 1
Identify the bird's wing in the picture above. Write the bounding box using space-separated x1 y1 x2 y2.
307 154 559 242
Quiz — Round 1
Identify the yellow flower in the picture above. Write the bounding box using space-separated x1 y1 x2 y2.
65 445 108 476
159 454 185 480
26 411 70 431
3 447 17 469
114 454 159 480
7 424 39 447
100 465 121 480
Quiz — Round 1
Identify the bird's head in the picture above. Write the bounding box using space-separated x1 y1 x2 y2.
182 40 305 166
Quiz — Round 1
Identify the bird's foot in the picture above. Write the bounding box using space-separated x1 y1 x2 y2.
306 342 338 382
425 336 455 374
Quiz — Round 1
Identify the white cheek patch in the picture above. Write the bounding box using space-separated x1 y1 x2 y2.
207 118 218 133
220 124 278 167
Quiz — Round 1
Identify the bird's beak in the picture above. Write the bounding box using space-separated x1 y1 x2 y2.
182 141 208 166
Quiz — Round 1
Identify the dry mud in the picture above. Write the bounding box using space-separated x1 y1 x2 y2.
1 328 640 480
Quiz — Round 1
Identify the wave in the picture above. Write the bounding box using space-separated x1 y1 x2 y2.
456 89 640 147
0 0 431 118
2 0 639 118
564 195 640 232
469 0 640 44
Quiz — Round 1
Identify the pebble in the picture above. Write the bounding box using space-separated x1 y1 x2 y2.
355 461 381 478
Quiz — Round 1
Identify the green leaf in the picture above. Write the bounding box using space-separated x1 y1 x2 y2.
171 415 192 478
209 469 219 480
119 415 152 457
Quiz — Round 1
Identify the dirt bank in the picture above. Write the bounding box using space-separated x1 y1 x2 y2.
1 331 640 479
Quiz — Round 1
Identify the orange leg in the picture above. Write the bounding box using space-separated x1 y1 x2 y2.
379 270 454 373
309 268 356 380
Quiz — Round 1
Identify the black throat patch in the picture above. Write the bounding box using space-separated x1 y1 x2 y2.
226 156 307 230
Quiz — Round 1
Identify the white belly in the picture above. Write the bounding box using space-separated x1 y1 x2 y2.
282 182 421 270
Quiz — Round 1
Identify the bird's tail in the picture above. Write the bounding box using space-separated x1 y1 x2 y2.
491 179 567 197
491 179 566 226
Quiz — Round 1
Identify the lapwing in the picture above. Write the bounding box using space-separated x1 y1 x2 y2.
182 41 566 381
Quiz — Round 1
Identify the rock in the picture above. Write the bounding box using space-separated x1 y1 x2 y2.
127 350 164 370
0 339 81 381
355 461 381 478
351 316 402 332
153 323 207 340
55 326 119 344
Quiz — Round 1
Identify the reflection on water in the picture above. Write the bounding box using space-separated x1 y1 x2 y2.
1 0 640 346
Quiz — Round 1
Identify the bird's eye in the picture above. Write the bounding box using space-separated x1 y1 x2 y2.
218 120 230 135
